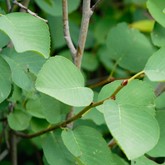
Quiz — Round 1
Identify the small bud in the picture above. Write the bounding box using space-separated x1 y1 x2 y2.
121 80 128 86
111 95 116 100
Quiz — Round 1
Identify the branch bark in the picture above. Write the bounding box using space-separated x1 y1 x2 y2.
13 0 48 22
62 0 76 59
74 0 93 68
91 0 104 11
9 131 17 165
14 79 129 139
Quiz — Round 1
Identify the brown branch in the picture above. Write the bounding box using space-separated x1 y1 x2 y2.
74 0 93 68
9 131 17 165
13 0 48 22
88 77 114 88
14 80 128 139
62 0 76 59
62 0 93 127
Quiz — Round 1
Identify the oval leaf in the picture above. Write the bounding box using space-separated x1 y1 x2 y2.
147 0 165 28
2 50 45 90
148 110 165 157
106 23 155 72
8 109 31 131
0 31 9 48
132 156 159 165
0 13 50 58
101 80 159 160
144 47 165 81
42 130 76 165
36 56 93 107
61 126 115 165
151 23 165 47
0 56 11 103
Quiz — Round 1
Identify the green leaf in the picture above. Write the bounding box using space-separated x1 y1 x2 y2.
106 23 155 72
147 0 165 28
144 47 165 81
0 56 11 103
97 80 121 112
2 50 45 90
155 92 165 109
94 16 115 44
62 129 82 157
35 0 80 16
47 16 66 50
101 80 159 160
27 93 70 124
30 117 49 132
148 110 165 157
0 13 50 58
40 94 70 124
7 109 31 131
132 156 159 165
151 23 165 47
81 52 99 72
130 20 154 32
0 31 9 48
26 97 45 119
97 46 114 71
42 130 76 165
62 126 115 165
70 22 95 49
36 56 93 107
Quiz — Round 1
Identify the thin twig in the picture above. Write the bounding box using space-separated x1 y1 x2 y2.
14 79 130 139
6 0 12 12
91 0 104 11
62 0 76 59
127 70 145 83
65 107 74 129
0 149 9 161
154 82 165 97
13 0 48 22
75 0 93 68
108 138 116 149
20 0 30 12
88 77 115 88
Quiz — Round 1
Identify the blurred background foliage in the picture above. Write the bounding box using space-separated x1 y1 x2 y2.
1 0 163 164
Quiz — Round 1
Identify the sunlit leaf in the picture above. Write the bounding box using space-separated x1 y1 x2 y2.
100 80 159 160
106 23 155 72
62 126 115 165
144 47 165 81
0 13 50 58
36 56 93 106
147 0 165 28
